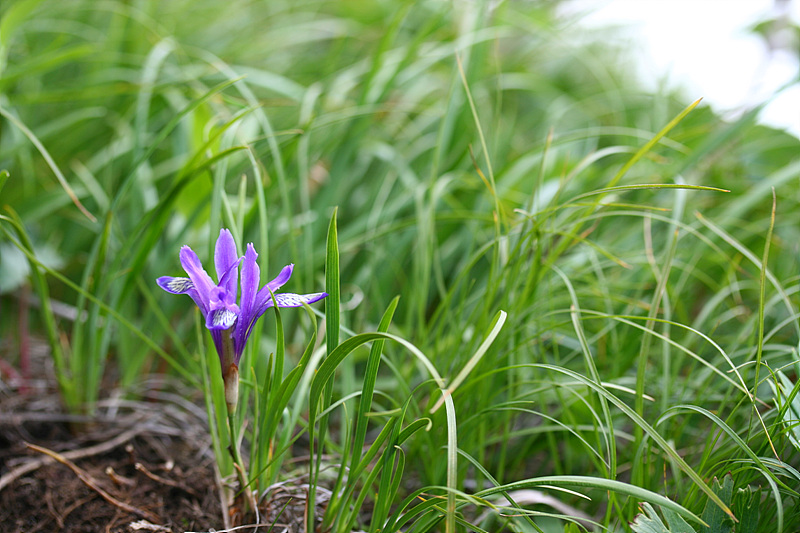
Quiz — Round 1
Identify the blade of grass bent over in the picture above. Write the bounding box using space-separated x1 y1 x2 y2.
0 105 95 222
308 331 460 531
530 363 734 521
431 309 507 413
474 475 704 526
657 405 790 494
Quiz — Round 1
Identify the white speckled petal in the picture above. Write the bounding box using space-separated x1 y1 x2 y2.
157 276 194 294
273 292 328 308
208 307 237 330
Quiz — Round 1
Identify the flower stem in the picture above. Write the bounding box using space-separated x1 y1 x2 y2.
220 329 238 414
227 406 257 517
223 364 239 415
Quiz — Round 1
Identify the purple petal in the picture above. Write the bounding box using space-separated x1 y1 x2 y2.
218 258 242 292
179 246 215 313
271 292 328 308
232 245 260 361
266 264 294 292
244 292 327 343
239 289 327 359
157 275 208 320
207 307 238 330
240 244 260 318
157 276 193 294
214 229 239 297
209 285 239 312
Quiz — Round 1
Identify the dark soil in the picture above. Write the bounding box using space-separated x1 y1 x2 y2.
0 384 224 533
0 333 335 533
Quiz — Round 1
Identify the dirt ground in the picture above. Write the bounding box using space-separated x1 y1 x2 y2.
0 321 343 533
0 383 225 533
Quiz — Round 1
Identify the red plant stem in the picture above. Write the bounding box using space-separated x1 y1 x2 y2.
0 358 21 384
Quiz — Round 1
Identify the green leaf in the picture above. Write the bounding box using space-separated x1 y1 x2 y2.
531 364 732 521
631 503 670 533
475 475 703 525
701 475 734 533
663 509 698 533
430 309 507 413
731 486 761 533
309 207 340 533
632 503 697 533
325 206 340 353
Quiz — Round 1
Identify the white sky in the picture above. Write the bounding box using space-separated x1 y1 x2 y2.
562 0 800 137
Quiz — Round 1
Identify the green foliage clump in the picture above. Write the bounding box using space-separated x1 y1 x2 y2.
2 0 800 530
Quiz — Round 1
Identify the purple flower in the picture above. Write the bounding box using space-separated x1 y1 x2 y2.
157 229 327 383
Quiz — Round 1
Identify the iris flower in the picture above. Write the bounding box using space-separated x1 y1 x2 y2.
158 229 326 410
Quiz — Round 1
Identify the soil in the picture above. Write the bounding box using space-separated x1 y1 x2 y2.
0 384 225 533
0 336 335 533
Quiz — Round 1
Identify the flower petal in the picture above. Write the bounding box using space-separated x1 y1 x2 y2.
207 307 238 330
240 244 259 318
252 264 294 314
157 275 208 319
266 264 294 292
271 292 328 308
214 229 239 297
217 258 242 294
157 276 193 294
233 244 261 358
239 290 327 356
179 246 215 313
210 285 239 312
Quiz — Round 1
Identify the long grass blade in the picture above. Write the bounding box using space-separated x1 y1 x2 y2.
0 105 95 221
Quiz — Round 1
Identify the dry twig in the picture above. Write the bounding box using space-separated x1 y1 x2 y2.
0 427 141 491
26 443 160 523
135 462 200 497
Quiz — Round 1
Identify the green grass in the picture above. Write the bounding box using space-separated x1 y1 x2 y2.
2 0 800 531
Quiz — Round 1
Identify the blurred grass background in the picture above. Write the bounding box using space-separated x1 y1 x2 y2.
2 0 800 530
